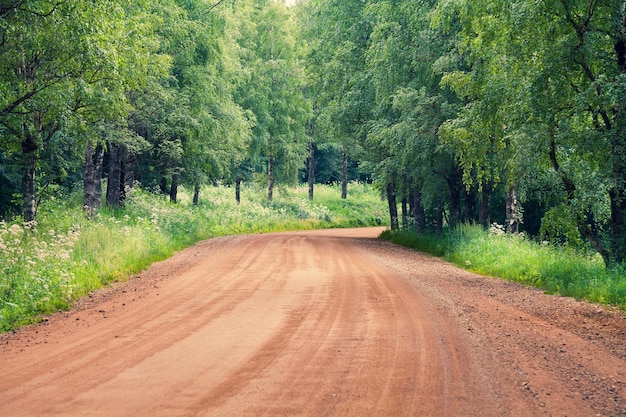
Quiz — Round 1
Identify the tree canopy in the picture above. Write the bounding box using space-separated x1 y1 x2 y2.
1 0 625 265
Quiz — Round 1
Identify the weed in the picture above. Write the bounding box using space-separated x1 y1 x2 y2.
381 225 626 309
0 183 387 332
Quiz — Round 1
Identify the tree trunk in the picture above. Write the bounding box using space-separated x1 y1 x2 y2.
410 187 426 233
401 195 408 229
235 178 242 204
159 177 168 195
268 153 275 202
193 183 200 206
94 143 104 208
506 184 519 234
479 181 492 229
609 141 626 264
83 139 96 218
610 15 626 264
447 167 462 229
106 143 123 207
122 147 134 190
610 101 626 263
465 187 476 224
341 149 348 199
169 172 178 203
386 182 399 231
308 138 315 200
435 194 444 233
21 128 38 223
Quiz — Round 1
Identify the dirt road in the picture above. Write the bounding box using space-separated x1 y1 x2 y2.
1 227 625 416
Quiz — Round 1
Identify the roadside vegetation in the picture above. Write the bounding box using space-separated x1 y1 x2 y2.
381 225 626 309
0 183 386 332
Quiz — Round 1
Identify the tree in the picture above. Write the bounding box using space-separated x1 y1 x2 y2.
236 0 311 201
124 0 250 205
0 0 141 220
299 0 373 200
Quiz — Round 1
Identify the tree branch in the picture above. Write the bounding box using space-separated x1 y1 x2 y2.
208 0 227 13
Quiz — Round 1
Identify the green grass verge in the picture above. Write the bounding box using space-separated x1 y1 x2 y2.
380 224 626 309
0 182 388 332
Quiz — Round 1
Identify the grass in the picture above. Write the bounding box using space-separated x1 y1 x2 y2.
0 182 388 332
381 223 626 309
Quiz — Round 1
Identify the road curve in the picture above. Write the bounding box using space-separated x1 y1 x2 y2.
1 227 624 416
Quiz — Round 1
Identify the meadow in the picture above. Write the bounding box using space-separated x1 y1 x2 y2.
0 183 387 332
381 224 626 309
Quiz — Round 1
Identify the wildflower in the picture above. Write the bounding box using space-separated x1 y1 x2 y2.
489 223 506 237
23 220 37 230
9 224 22 235
57 251 71 261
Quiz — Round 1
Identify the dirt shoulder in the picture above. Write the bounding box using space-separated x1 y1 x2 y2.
365 237 626 416
1 227 624 416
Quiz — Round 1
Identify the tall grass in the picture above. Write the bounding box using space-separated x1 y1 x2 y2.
381 224 626 309
0 182 387 331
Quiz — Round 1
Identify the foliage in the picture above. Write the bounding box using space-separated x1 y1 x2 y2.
0 183 387 332
298 0 626 265
235 0 312 200
381 225 626 309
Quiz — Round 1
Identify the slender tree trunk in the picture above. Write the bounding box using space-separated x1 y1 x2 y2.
94 143 104 208
308 138 315 200
408 187 415 223
83 139 96 218
18 42 39 223
193 183 200 206
610 103 626 263
401 195 408 229
447 167 462 229
435 194 444 233
506 184 519 234
106 143 122 207
465 187 476 224
479 181 492 229
610 13 626 264
410 187 426 233
21 128 38 223
169 172 178 203
235 178 242 204
122 147 134 190
341 149 348 199
268 153 275 202
159 177 168 195
609 148 626 264
386 182 399 230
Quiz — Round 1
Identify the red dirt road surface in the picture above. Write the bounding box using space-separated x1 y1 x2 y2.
1 227 625 416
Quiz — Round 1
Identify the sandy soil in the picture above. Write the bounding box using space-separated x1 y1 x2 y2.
0 227 624 416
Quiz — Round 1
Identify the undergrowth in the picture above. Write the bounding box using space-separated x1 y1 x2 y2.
381 224 626 309
0 182 387 332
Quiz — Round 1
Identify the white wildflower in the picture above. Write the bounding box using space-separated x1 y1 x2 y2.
9 224 22 235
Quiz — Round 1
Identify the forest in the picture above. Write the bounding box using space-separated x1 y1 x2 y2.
1 0 625 267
